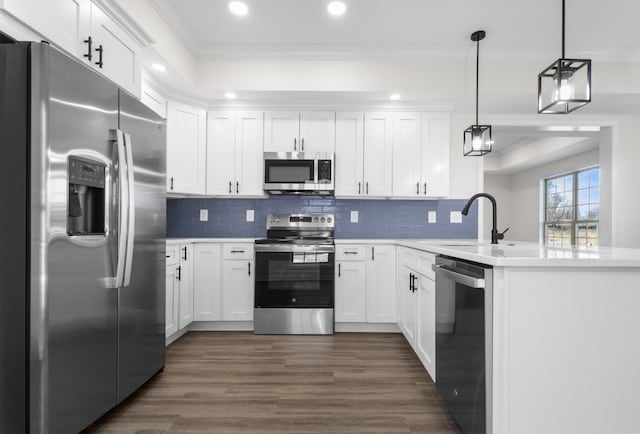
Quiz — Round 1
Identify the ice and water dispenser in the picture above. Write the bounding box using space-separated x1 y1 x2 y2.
67 156 106 236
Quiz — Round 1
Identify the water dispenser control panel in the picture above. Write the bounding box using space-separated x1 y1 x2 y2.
67 156 106 236
68 157 105 188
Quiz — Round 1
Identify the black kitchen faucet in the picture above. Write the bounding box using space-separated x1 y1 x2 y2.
461 193 509 244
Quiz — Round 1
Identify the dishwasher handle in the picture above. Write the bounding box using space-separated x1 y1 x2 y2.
432 264 485 289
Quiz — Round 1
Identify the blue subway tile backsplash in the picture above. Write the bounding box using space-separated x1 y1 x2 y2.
167 197 478 239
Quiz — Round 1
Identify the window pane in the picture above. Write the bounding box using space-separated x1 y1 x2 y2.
578 205 589 220
589 187 600 204
588 205 599 220
547 179 556 194
578 189 589 205
578 171 590 189
589 170 599 187
564 175 573 191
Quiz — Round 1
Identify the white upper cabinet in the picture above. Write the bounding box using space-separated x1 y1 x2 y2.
166 101 207 195
2 0 90 61
335 112 365 197
89 1 141 97
140 80 167 118
299 111 335 152
264 111 335 153
363 112 393 197
392 112 450 198
207 111 264 196
392 112 422 197
421 112 450 197
2 0 142 97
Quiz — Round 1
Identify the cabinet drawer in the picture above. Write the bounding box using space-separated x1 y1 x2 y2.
336 245 366 261
223 244 254 260
399 247 417 269
416 251 436 280
166 244 180 266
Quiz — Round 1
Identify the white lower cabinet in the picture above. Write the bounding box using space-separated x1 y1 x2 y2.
397 247 436 380
335 244 396 324
166 242 193 337
335 260 367 322
222 259 254 321
193 244 222 321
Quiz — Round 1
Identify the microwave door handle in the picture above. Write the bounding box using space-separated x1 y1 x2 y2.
112 129 128 288
122 132 136 288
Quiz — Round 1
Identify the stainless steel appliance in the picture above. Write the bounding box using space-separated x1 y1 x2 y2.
432 256 493 434
254 213 335 334
263 152 334 195
0 42 166 434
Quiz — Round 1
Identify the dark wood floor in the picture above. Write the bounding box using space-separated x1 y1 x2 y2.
86 332 455 433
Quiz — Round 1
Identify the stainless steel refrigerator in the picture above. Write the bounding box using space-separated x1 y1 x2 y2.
0 42 166 434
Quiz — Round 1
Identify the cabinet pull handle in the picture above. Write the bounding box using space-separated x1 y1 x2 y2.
177 265 182 281
372 246 375 261
165 255 170 258
344 251 358 255
366 182 369 195
416 182 420 195
229 181 232 194
248 262 251 276
94 44 103 68
338 263 341 277
236 181 239 194
294 138 297 151
170 177 174 190
230 250 245 253
424 182 427 195
301 138 304 151
358 182 361 194
83 36 92 61
182 246 188 261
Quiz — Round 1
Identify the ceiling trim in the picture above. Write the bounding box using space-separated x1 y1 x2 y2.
98 0 155 46
148 0 200 57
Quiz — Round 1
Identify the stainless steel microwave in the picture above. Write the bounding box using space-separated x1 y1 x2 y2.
263 152 334 195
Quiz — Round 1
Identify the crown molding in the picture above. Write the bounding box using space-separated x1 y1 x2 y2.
95 0 155 47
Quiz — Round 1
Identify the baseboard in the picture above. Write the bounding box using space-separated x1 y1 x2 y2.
188 321 254 331
165 328 189 346
335 322 401 333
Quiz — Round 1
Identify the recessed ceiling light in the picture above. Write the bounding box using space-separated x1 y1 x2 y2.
228 1 248 16
225 92 237 99
151 63 166 72
327 1 346 16
389 93 401 101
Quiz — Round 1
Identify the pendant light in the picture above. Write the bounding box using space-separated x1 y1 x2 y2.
538 0 591 114
464 30 491 157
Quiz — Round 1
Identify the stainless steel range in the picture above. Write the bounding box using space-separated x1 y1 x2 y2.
254 213 335 334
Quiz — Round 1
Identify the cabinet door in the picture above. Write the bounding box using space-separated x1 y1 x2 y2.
235 111 265 196
193 244 222 321
264 111 299 152
206 111 236 196
89 1 141 97
421 112 450 197
399 266 417 346
363 112 393 197
2 0 90 60
335 112 364 197
335 261 366 322
140 81 167 118
165 265 179 337
167 101 207 194
178 244 193 330
392 112 422 197
299 111 335 152
416 274 436 380
366 245 396 323
222 260 254 321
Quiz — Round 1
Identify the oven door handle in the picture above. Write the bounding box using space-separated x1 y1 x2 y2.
255 244 335 254
432 264 485 289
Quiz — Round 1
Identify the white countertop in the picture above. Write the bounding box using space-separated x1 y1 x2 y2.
168 238 640 267
397 240 640 267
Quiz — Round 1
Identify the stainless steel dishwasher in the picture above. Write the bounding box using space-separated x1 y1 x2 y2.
432 255 493 434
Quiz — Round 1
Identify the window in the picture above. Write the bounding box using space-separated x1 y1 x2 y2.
544 167 599 249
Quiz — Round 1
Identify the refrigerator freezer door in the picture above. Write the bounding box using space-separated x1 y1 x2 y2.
117 90 166 402
30 44 120 434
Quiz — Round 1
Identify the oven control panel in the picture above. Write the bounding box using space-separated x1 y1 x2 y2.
267 213 334 229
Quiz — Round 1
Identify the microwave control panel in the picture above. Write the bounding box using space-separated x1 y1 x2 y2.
317 160 332 182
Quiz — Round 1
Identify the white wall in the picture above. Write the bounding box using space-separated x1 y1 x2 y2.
484 149 600 243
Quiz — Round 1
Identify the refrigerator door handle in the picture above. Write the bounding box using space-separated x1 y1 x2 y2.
122 131 136 287
113 129 129 288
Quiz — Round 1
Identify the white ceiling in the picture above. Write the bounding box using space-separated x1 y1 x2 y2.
151 0 640 60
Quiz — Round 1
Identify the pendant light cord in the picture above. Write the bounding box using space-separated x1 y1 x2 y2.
562 0 565 58
475 37 479 125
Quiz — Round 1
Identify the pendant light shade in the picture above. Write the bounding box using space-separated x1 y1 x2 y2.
464 30 492 157
538 0 591 114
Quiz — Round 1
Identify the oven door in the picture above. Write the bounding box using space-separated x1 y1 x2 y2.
255 244 334 308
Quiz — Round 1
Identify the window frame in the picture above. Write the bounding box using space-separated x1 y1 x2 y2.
543 166 599 248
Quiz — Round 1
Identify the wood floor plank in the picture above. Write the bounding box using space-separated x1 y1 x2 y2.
84 332 455 434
